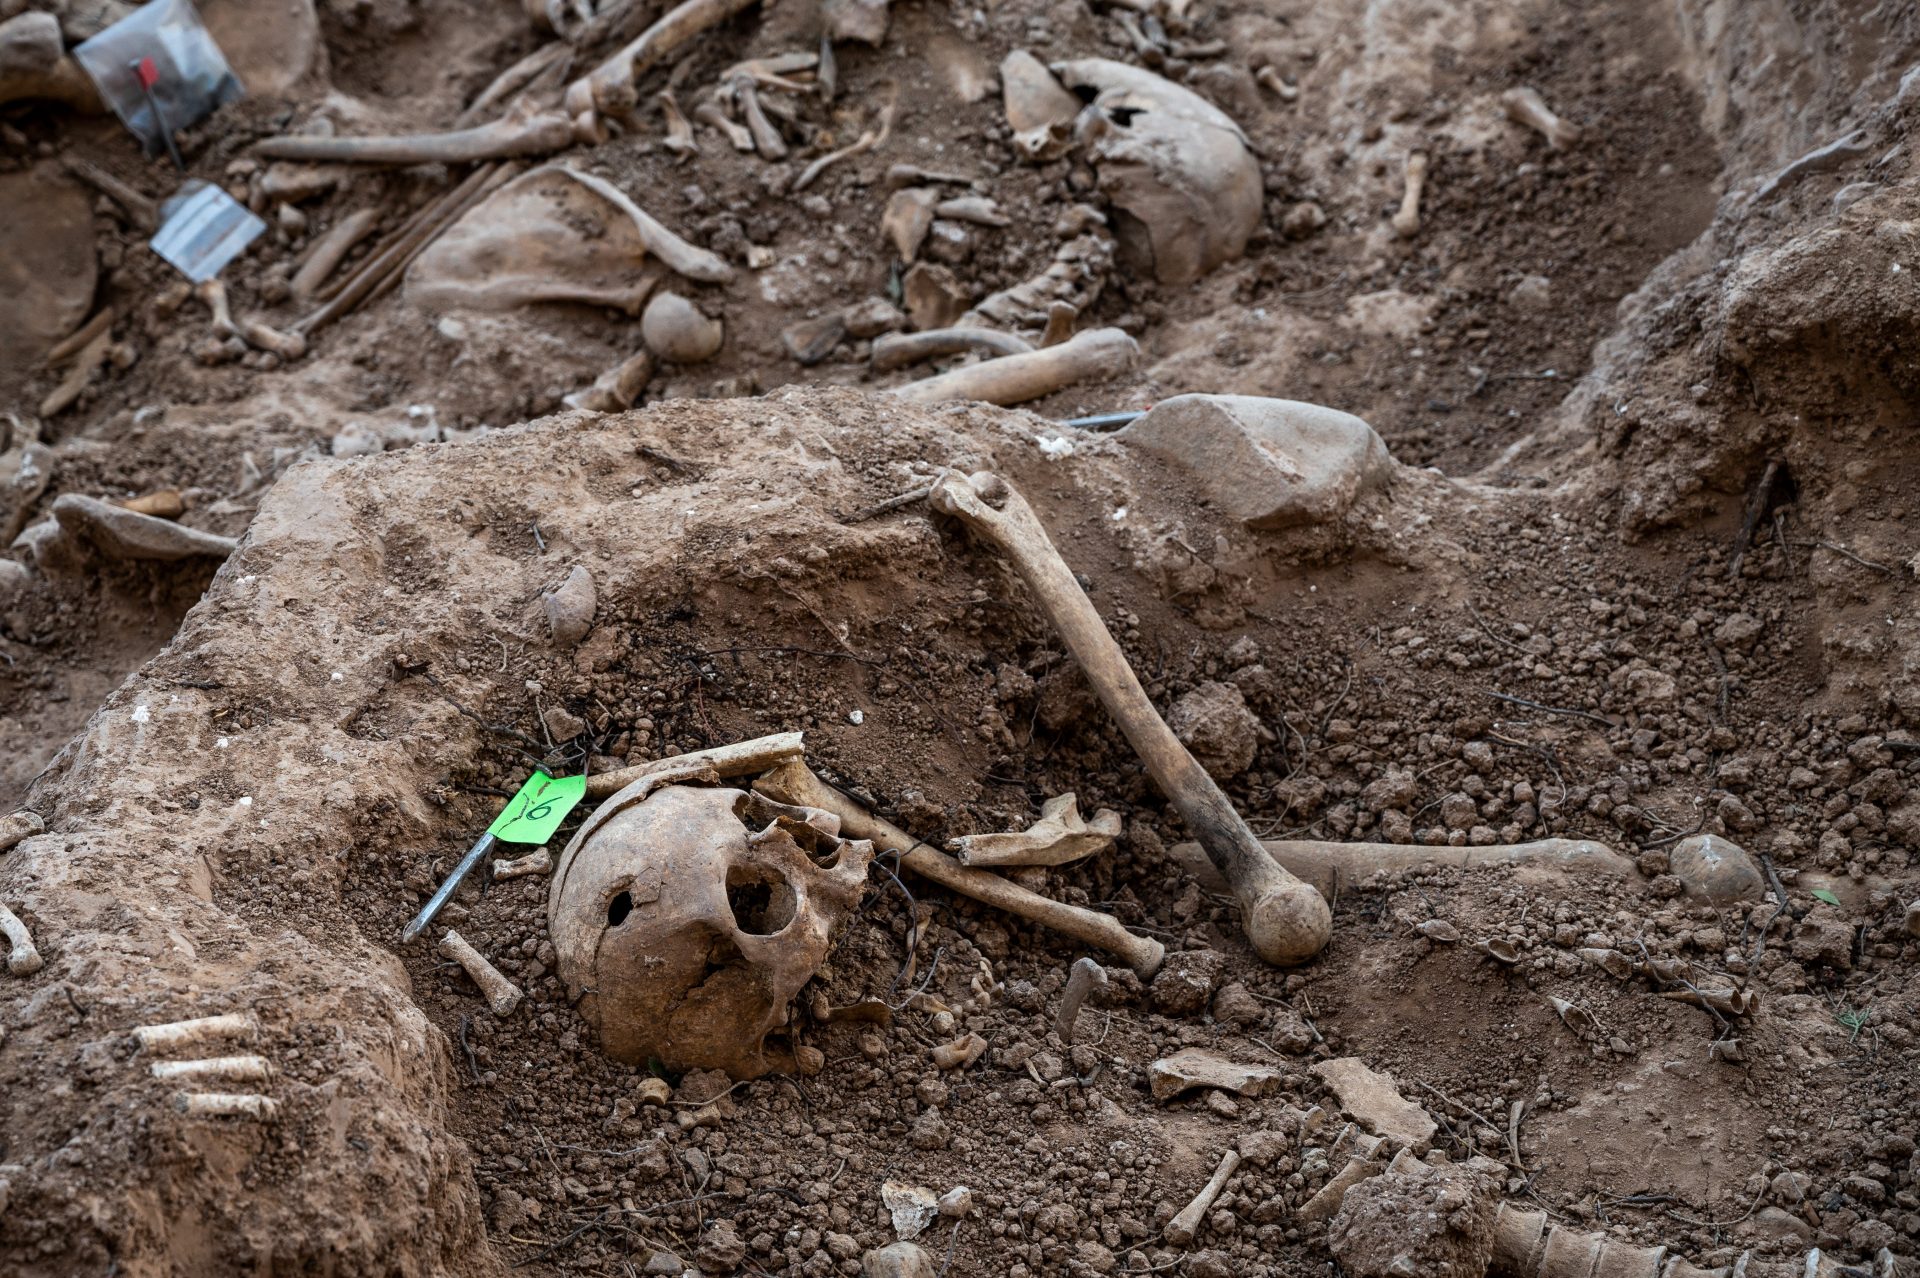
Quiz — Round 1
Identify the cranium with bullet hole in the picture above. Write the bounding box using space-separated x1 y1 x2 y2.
547 773 873 1078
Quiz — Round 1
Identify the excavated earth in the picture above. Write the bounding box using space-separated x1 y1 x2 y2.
2 0 1919 1276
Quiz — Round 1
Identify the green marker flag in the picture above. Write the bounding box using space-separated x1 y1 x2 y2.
487 772 587 844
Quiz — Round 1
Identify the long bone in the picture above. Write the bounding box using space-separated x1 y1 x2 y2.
928 471 1332 965
891 327 1137 406
571 0 760 117
872 328 1035 373
254 111 574 165
753 759 1166 978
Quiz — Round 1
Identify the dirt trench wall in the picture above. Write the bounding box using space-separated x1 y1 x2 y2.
0 388 1439 1275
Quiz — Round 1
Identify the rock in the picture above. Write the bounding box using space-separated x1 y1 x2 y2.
1713 612 1764 652
883 188 939 263
1118 394 1394 530
844 298 906 338
1668 834 1766 904
1509 274 1553 309
1149 947 1225 1014
1310 1058 1437 1151
1000 49 1080 134
822 0 890 45
1752 1206 1813 1242
1280 201 1327 239
907 1109 950 1150
51 494 238 561
642 1251 685 1274
0 167 97 368
861 1241 936 1278
1790 910 1854 969
542 703 587 741
782 312 846 366
1238 1129 1290 1167
1905 898 1920 937
1212 981 1264 1028
694 1221 746 1273
1168 681 1259 780
1147 1047 1283 1101
1328 1159 1499 1278
543 564 597 647
936 1186 972 1217
0 558 29 609
882 1181 939 1238
1187 1251 1235 1278
902 262 968 330
642 291 724 363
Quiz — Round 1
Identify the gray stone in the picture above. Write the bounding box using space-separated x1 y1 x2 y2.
1310 1057 1437 1151
543 564 597 647
1117 394 1393 530
861 1241 935 1278
0 557 28 608
1668 834 1766 904
51 494 238 561
823 0 890 45
1168 680 1258 779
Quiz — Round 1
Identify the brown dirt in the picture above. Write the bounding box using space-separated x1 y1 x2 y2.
2 0 1919 1276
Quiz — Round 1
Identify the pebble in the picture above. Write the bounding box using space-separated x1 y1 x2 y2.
543 564 597 648
861 1242 936 1278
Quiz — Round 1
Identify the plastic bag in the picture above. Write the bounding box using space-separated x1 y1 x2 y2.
72 0 242 158
150 180 265 283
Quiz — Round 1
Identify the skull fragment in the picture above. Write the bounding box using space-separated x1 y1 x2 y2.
548 782 873 1078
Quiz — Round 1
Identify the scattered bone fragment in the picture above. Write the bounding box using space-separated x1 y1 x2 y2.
695 99 755 151
51 495 237 562
0 810 43 854
61 156 155 229
197 280 306 360
438 929 523 1017
883 188 939 263
930 471 1331 965
1254 64 1297 100
734 80 788 160
1001 49 1080 162
121 491 185 519
961 232 1113 333
0 12 105 111
950 793 1120 867
1148 1047 1282 1101
902 263 969 330
658 90 698 154
930 1032 988 1069
637 1076 672 1105
586 731 806 798
794 83 897 191
936 1186 972 1218
1 901 41 976
871 327 1033 373
783 313 847 366
1166 1150 1240 1245
38 325 112 417
563 349 654 412
755 759 1166 976
1415 918 1461 943
256 162 354 205
934 196 1008 227
1746 129 1870 210
291 208 379 301
255 106 575 165
492 849 553 881
642 291 725 363
173 1092 279 1120
1039 302 1076 346
1052 957 1108 1041
149 1055 272 1083
1177 833 1635 901
1501 86 1579 149
844 299 906 337
891 326 1138 406
134 1013 256 1054
461 38 566 127
577 0 761 117
1310 1057 1436 1151
881 1180 939 1240
526 0 592 38
1392 152 1428 238
1545 995 1599 1038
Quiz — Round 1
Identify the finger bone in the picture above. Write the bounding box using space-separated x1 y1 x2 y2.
173 1092 280 1120
1502 86 1579 149
149 1055 272 1083
1167 1150 1240 1246
438 929 523 1016
695 100 755 151
134 1013 256 1053
657 90 698 155
1392 151 1428 239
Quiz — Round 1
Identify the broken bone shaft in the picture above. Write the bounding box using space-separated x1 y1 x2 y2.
928 471 1332 966
753 760 1165 978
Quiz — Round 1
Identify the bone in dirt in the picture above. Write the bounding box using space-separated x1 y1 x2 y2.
437 929 523 1016
491 848 552 880
929 470 1331 965
1051 956 1108 1041
1502 86 1579 149
890 327 1138 406
173 1092 280 1121
0 810 42 853
149 1055 272 1083
134 1013 256 1053
254 111 575 165
1167 1149 1240 1246
1392 151 1428 238
1 901 42 976
291 209 379 301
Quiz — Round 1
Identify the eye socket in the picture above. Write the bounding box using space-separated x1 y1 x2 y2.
607 891 633 927
725 866 796 935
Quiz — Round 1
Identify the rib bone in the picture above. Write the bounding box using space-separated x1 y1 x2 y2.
891 327 1137 407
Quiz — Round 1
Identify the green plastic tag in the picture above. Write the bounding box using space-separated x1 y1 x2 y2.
487 772 586 844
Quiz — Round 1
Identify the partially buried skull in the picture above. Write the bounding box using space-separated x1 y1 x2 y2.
549 780 873 1078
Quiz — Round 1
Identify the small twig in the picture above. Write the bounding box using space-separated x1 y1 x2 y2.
1489 691 1615 728
458 1014 484 1084
1792 540 1892 573
1466 603 1527 653
1728 459 1778 578
842 483 934 525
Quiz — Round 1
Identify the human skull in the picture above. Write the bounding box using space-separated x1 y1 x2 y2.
548 782 873 1078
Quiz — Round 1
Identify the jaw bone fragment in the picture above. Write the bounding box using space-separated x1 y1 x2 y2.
949 793 1120 868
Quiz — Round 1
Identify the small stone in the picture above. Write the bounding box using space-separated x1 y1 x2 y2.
882 1180 940 1239
1280 201 1326 239
1310 1057 1437 1150
1508 274 1552 309
861 1241 936 1278
782 312 847 366
1790 910 1854 969
1147 1047 1283 1101
641 291 724 363
1117 394 1395 531
936 1185 973 1217
1212 981 1264 1028
1328 1159 1499 1278
1752 1206 1813 1242
1238 1129 1290 1166
844 297 907 338
542 703 588 741
543 564 597 647
1168 682 1259 780
908 1109 951 1150
1713 612 1764 652
1668 834 1765 904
